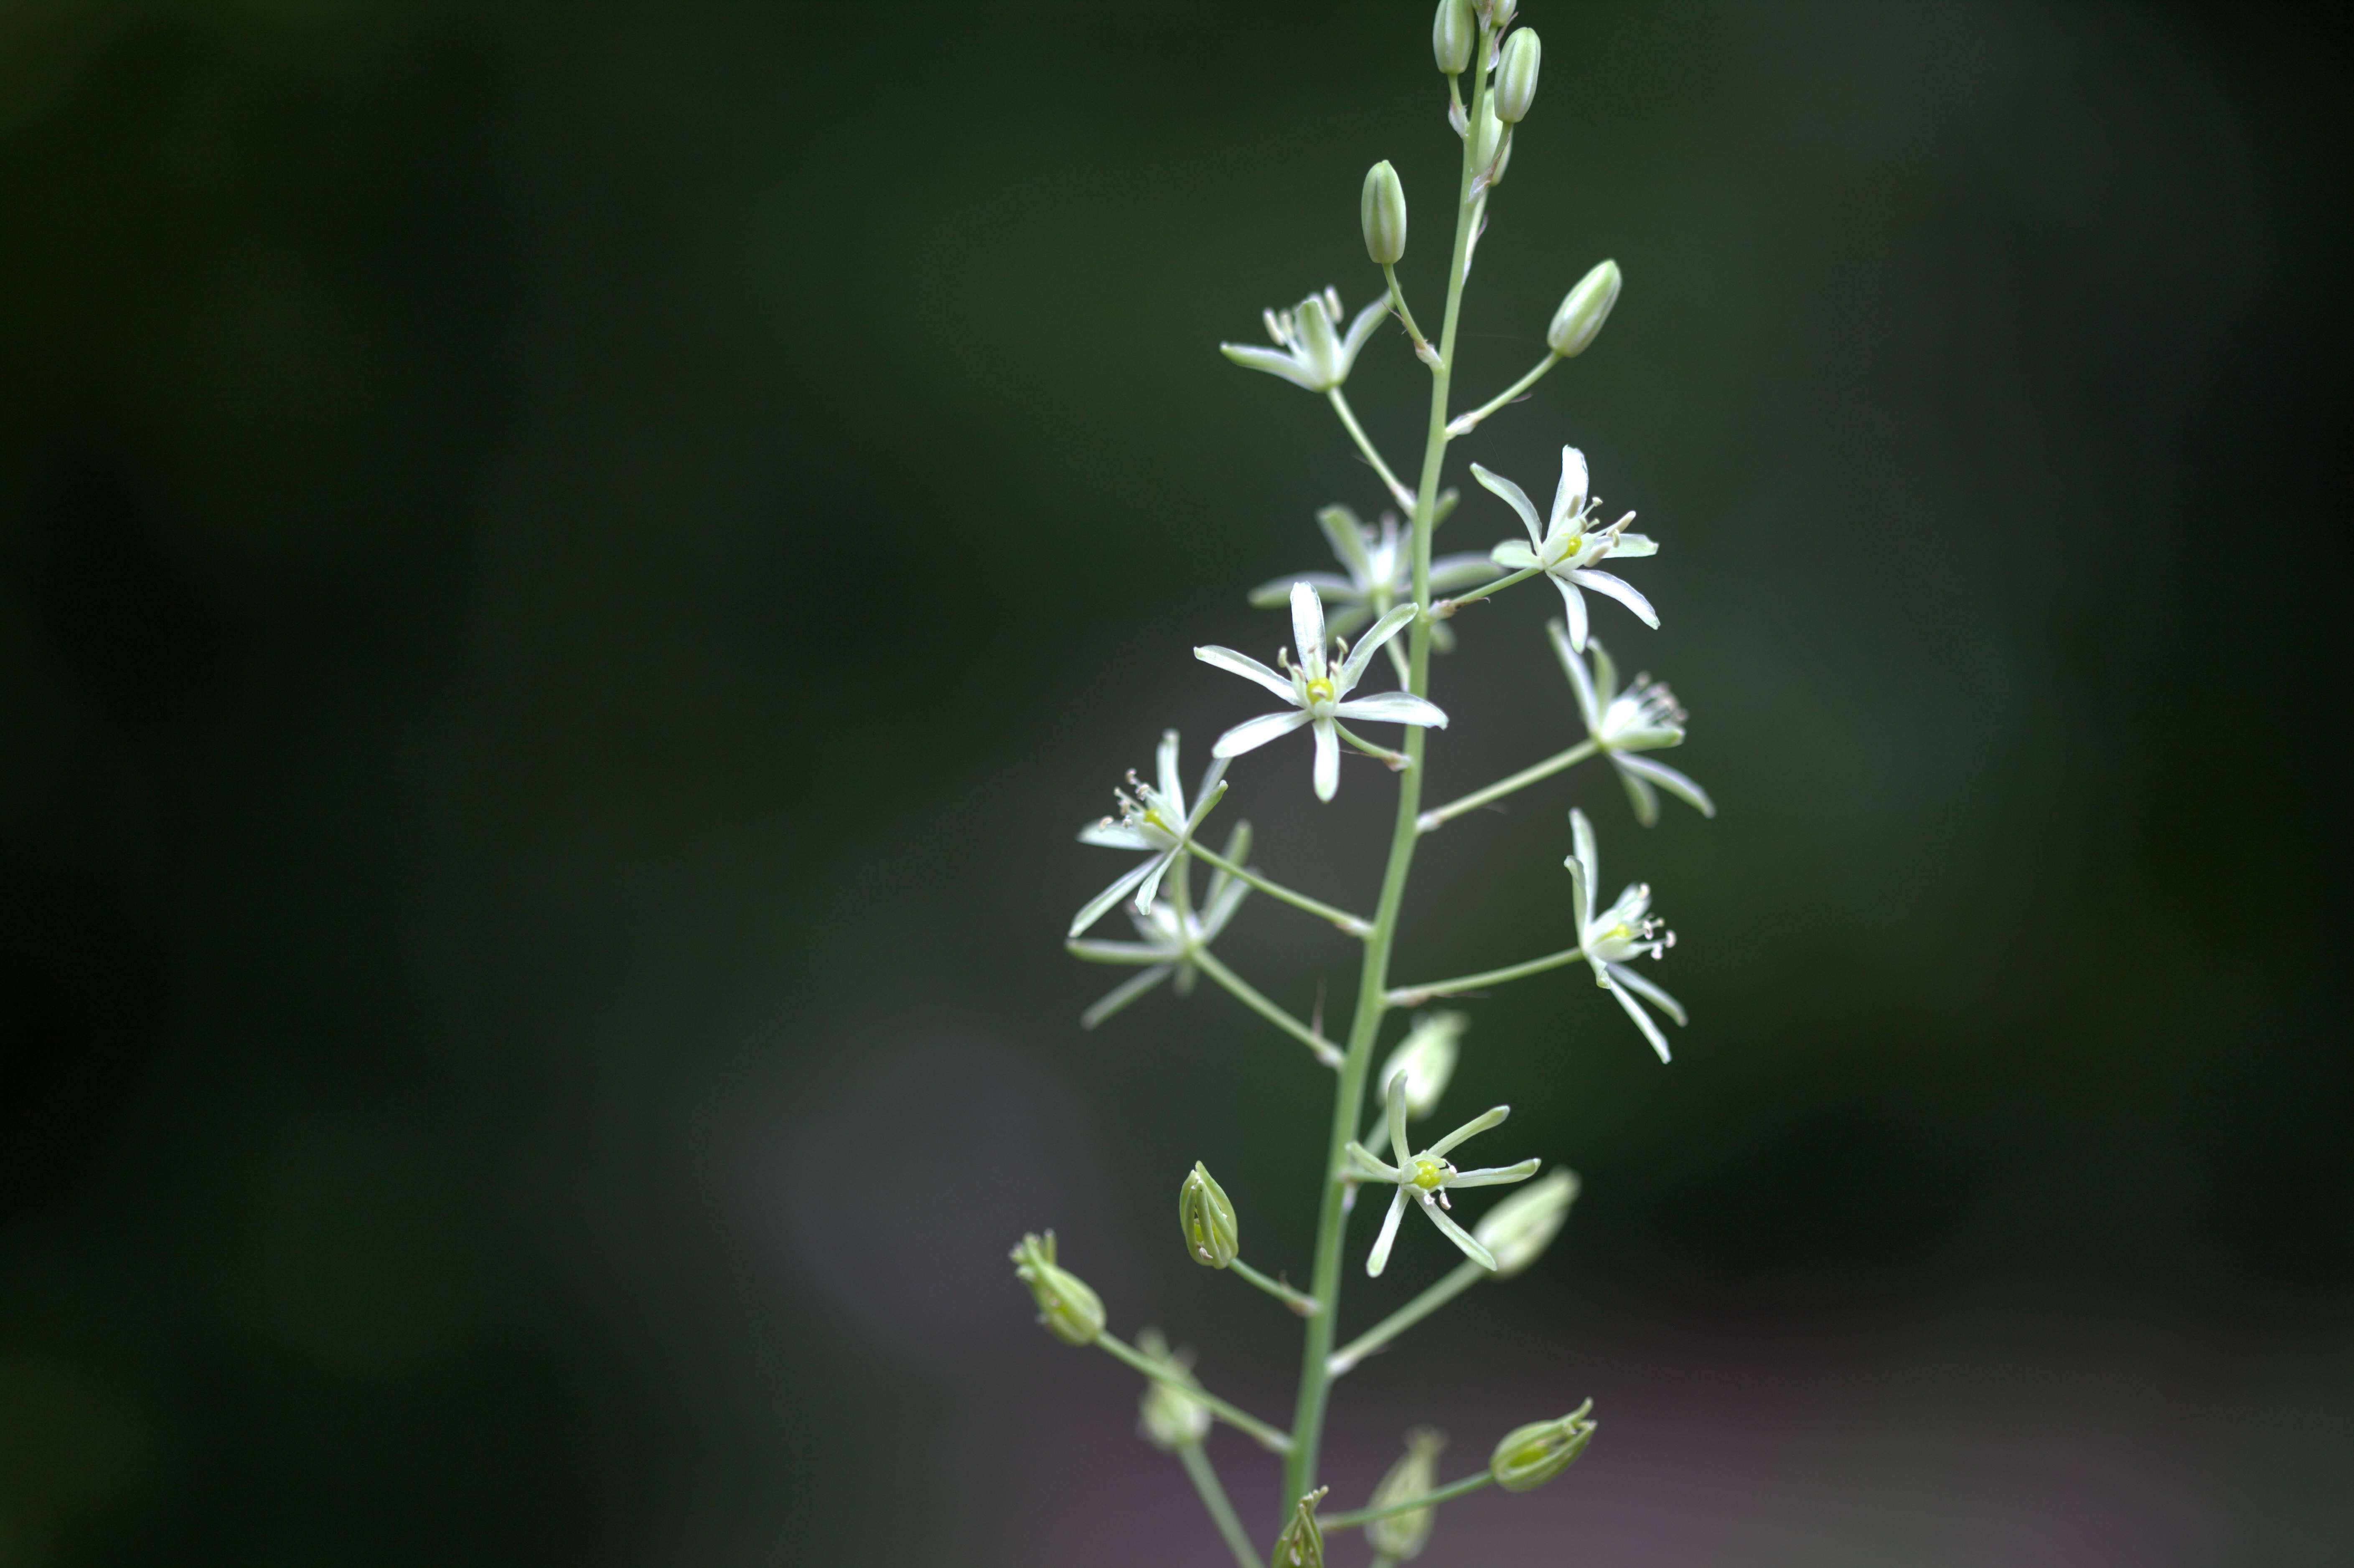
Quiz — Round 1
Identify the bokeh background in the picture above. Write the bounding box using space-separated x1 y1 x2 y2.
4 2 2348 1563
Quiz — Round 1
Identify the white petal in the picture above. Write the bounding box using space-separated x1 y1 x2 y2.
1606 977 1673 1062
1430 1103 1508 1158
1333 691 1449 728
1387 1072 1412 1164
1337 296 1390 377
1470 462 1545 549
1568 569 1659 629
1068 853 1165 938
1587 636 1619 704
1421 1201 1498 1271
1290 580 1328 676
1082 965 1175 1029
1548 618 1602 732
1155 729 1183 813
1335 601 1418 693
1429 552 1500 591
1248 571 1355 610
1066 938 1174 964
1549 446 1589 535
1218 342 1317 389
1615 758 1661 826
1570 808 1600 925
1615 752 1716 818
1077 821 1155 851
1449 1159 1541 1189
1347 1141 1401 1182
1366 1188 1408 1278
1200 869 1252 940
1553 572 1589 651
1194 644 1297 701
1317 503 1376 583
1490 539 1540 572
1132 845 1179 915
1607 961 1687 1027
1312 718 1340 801
1213 708 1311 757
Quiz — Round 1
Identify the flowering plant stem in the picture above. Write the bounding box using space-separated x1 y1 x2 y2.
1417 737 1599 833
1189 947 1343 1067
1326 1258 1485 1375
1388 943 1587 1007
1185 842 1373 937
1327 388 1417 511
1436 562 1543 616
1319 1469 1498 1530
1095 1331 1293 1454
1230 1256 1321 1316
1449 349 1560 434
1174 1441 1261 1568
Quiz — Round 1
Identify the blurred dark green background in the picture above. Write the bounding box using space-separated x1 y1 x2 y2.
4 2 2348 1563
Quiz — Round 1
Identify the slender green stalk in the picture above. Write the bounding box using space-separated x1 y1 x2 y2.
1334 721 1410 768
1230 1256 1320 1316
1388 944 1586 1008
1382 261 1432 360
1175 1442 1261 1568
1187 843 1371 938
1447 349 1561 435
1096 1332 1292 1454
1192 948 1342 1067
1318 1470 1496 1530
1283 19 1496 1522
1327 388 1416 511
1326 1259 1484 1374
1434 563 1541 615
1416 738 1599 833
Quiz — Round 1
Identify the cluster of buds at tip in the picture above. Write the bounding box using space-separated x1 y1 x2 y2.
1132 1327 1213 1451
1548 259 1622 358
1495 28 1541 122
1365 1427 1447 1560
1490 1399 1597 1491
1472 1167 1578 1278
1274 1487 1330 1568
1360 160 1408 266
1177 1161 1239 1269
1376 1009 1467 1121
1008 1230 1103 1347
1431 0 1474 75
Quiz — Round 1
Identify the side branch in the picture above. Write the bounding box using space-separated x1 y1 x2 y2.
1416 739 1598 833
1174 1442 1262 1568
1187 843 1372 938
1326 1259 1484 1375
1434 564 1541 617
1386 944 1586 1008
1191 948 1344 1067
1319 1470 1496 1530
1096 1332 1293 1454
1231 1257 1321 1317
1327 388 1418 512
1444 349 1561 437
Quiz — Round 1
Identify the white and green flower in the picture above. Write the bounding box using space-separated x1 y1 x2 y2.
1550 621 1715 826
1250 505 1496 684
1472 446 1658 651
1345 1072 1541 1277
1564 807 1684 1062
1195 581 1448 802
1068 729 1228 938
1218 287 1390 392
1065 830 1254 1029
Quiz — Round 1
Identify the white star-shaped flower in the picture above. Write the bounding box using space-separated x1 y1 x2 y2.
1564 807 1685 1062
1064 832 1253 1029
1471 446 1659 651
1549 622 1716 826
1195 581 1448 802
1068 730 1228 938
1250 505 1497 685
1345 1072 1541 1277
1218 287 1389 393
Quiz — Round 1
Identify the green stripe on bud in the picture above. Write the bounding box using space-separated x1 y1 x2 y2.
1472 1168 1578 1278
1009 1230 1105 1346
1364 1427 1447 1560
1496 28 1541 122
1546 259 1622 358
1178 1161 1239 1269
1489 1399 1597 1492
1432 0 1474 75
1273 1487 1329 1568
1361 160 1408 266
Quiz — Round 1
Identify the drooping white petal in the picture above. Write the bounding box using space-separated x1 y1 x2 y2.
1213 708 1312 757
1552 572 1590 651
1316 503 1377 583
1195 644 1299 702
1312 717 1341 801
1335 600 1419 693
1607 531 1658 557
1429 1103 1509 1158
1430 552 1502 592
1155 729 1184 814
1607 961 1687 1027
1548 618 1602 732
1588 637 1619 705
1347 1141 1401 1182
1615 759 1661 825
1066 938 1175 964
1290 580 1329 678
1387 1072 1412 1165
1070 855 1160 938
1568 569 1659 629
1082 964 1176 1029
1332 691 1449 728
1569 808 1600 926
1421 1200 1499 1271
1337 296 1390 378
1131 846 1180 916
1549 447 1589 536
1615 752 1716 818
1218 342 1319 389
1470 462 1545 549
1366 1188 1409 1278
1605 976 1673 1062
1078 821 1157 851
1490 539 1541 572
1448 1159 1543 1189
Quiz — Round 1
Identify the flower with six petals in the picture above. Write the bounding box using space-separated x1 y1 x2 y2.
1549 621 1715 826
1218 287 1389 393
1065 823 1254 1029
1069 730 1226 938
1345 1072 1541 1277
1472 446 1658 651
1251 504 1497 685
1564 807 1685 1062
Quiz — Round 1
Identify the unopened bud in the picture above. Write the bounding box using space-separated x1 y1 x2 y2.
1361 160 1408 266
1495 28 1541 122
1473 1168 1578 1278
1365 1427 1447 1560
1432 0 1474 74
1483 0 1519 28
1377 1011 1467 1121
1472 99 1512 190
1273 1487 1329 1568
1009 1230 1104 1346
1133 1327 1212 1451
1178 1161 1239 1269
1489 1399 1596 1492
1546 259 1621 357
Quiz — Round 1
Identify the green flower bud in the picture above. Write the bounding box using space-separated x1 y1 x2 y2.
1272 1487 1329 1568
1009 1230 1104 1347
1364 1427 1447 1560
1376 1011 1466 1121
1473 1168 1578 1278
1546 259 1622 357
1360 160 1408 266
1495 28 1541 123
1489 1399 1596 1492
1471 99 1512 190
1432 0 1474 74
1483 0 1519 30
1133 1327 1212 1451
1178 1161 1239 1269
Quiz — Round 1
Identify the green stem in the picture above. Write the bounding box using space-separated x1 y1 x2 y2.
1326 1259 1484 1375
1434 563 1541 617
1096 1332 1292 1454
1282 18 1495 1524
1387 944 1586 1008
1187 843 1371 938
1446 350 1561 435
1382 262 1433 362
1327 388 1417 511
1318 1470 1496 1530
1192 947 1343 1068
1230 1256 1320 1316
1416 738 1599 833
1175 1441 1261 1568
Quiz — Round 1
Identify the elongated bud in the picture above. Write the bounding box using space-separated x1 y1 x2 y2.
1547 259 1622 357
1365 1427 1447 1560
1178 1161 1239 1268
1482 0 1518 29
1471 99 1512 190
1273 1487 1329 1568
1432 0 1474 74
1489 1399 1597 1491
1496 28 1541 122
1360 160 1408 266
1473 1168 1578 1278
1009 1230 1104 1346
1134 1327 1213 1451
1377 1011 1466 1121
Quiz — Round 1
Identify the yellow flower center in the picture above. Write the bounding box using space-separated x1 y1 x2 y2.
1304 676 1336 704
1411 1157 1447 1191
